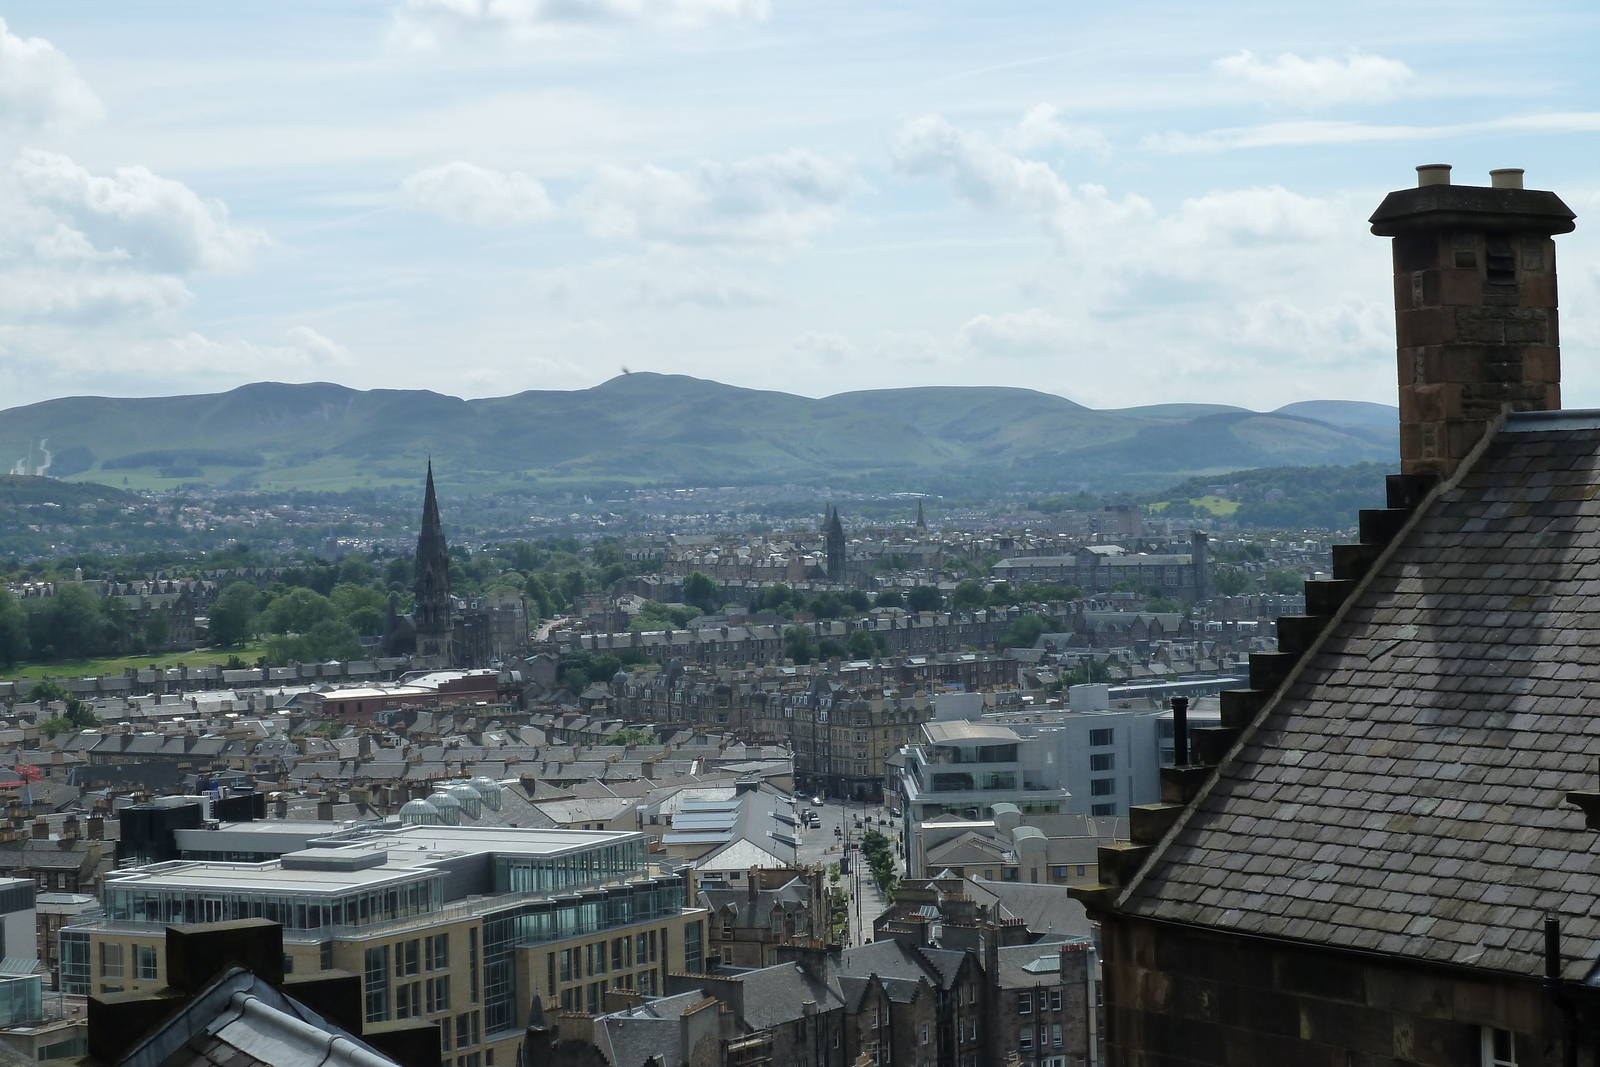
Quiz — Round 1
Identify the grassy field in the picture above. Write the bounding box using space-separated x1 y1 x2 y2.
1190 495 1241 516
2 643 269 684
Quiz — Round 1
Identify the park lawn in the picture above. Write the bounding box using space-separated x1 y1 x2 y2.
1190 495 1241 516
3 643 269 684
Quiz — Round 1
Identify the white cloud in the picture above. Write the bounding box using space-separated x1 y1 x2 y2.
958 308 1073 358
1214 50 1414 109
11 149 268 274
1166 186 1339 245
129 327 355 376
401 160 556 225
632 264 774 306
575 150 858 246
1004 105 1110 159
0 18 103 130
1152 112 1600 153
392 0 767 46
1235 295 1391 362
890 114 1150 247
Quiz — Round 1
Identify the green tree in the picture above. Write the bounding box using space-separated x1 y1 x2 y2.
817 638 847 659
0 590 26 669
524 574 556 619
260 587 338 635
604 727 656 746
330 583 387 636
682 571 719 615
985 581 1017 607
24 583 107 661
144 611 169 651
1062 657 1112 686
846 629 886 659
874 589 904 609
1212 565 1252 597
784 625 816 665
560 569 588 607
906 586 942 613
951 580 988 611
209 581 257 648
1267 568 1303 595
337 555 379 586
1001 613 1051 649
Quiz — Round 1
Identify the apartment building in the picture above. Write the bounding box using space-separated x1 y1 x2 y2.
61 822 709 1067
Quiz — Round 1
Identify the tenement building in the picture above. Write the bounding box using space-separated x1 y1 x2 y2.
1073 169 1600 1064
62 819 709 1067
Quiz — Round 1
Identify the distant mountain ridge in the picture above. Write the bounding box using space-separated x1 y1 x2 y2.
0 374 1399 493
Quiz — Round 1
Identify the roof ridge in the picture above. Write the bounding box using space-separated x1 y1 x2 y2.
1112 408 1510 910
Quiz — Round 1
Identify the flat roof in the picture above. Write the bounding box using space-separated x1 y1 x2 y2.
110 824 648 895
923 721 1022 744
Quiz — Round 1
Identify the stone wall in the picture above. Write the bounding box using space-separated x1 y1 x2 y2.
1100 915 1583 1067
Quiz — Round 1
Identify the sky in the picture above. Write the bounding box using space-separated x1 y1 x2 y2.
1 0 1598 412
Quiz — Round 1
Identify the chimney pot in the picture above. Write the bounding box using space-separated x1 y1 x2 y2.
1416 164 1452 186
1490 168 1525 190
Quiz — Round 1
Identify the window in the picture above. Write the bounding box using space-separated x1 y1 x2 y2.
1051 1023 1062 1047
921 1026 929 1045
872 1007 880 1028
1049 990 1062 1012
1051 866 1069 879
283 954 295 976
1482 1027 1517 1067
101 944 124 979
321 943 335 971
365 947 390 1023
427 934 449 971
559 949 573 982
428 976 451 1013
135 945 158 980
1075 866 1085 877
397 940 420 977
685 921 703 973
612 938 624 970
456 1014 471 1050
1089 729 1113 747
1089 753 1114 771
1091 804 1116 816
1090 778 1115 796
1017 992 1033 1014
469 929 479 1003
1020 1028 1033 1051
396 982 421 1020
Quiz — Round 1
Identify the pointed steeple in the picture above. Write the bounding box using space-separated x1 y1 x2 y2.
413 460 453 662
915 498 927 530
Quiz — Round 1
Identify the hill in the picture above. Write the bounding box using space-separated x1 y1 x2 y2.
0 374 1399 493
0 475 135 507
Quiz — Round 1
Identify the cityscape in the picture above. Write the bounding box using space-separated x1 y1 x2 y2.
0 5 1595 1067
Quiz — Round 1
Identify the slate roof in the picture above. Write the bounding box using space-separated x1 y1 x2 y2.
1121 416 1600 981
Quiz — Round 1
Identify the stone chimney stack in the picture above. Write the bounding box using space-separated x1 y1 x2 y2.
1371 164 1576 480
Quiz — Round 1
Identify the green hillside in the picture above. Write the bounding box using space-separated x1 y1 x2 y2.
0 374 1399 493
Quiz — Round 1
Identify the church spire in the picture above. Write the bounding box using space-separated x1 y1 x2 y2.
413 460 453 664
915 498 926 530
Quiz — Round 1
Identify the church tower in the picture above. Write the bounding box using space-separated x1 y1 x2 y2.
413 461 454 666
915 498 927 532
825 506 846 583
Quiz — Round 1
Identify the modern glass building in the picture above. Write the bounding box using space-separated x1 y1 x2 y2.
63 823 706 1067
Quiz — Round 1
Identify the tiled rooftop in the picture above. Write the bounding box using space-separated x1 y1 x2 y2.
1122 425 1600 981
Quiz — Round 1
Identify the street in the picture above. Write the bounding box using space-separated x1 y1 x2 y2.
795 795 904 946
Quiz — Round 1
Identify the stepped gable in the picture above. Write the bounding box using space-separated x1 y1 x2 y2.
1119 410 1600 980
